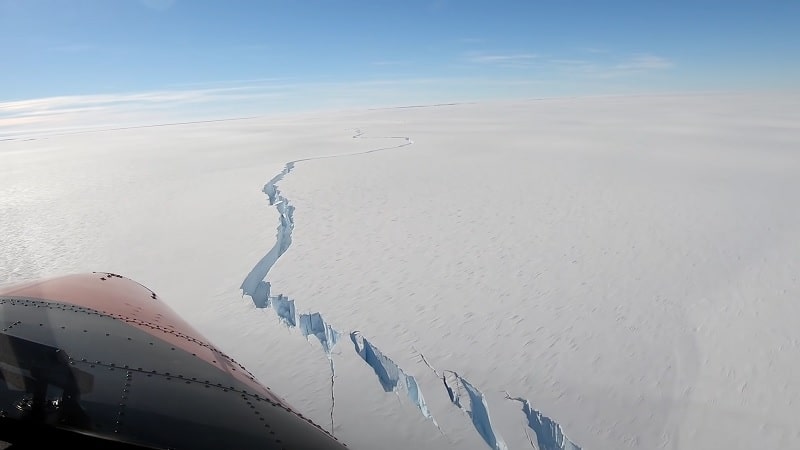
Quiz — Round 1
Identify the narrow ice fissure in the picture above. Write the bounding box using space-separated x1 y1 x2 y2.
242 129 583 449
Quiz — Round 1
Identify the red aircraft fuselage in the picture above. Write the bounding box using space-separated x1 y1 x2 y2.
0 273 348 449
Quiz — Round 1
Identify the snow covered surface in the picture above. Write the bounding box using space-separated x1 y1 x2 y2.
2 93 799 449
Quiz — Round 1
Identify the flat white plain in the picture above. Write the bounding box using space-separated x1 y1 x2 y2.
1 93 799 450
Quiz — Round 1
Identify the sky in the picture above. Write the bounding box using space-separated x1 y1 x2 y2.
1 0 799 134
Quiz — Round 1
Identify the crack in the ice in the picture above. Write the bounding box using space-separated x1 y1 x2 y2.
350 331 438 426
418 350 582 450
419 352 507 450
504 394 582 450
240 130 414 436
299 312 340 432
242 129 583 449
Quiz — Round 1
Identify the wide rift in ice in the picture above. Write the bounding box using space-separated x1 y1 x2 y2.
350 331 436 424
420 353 508 450
446 373 508 450
240 129 583 449
301 313 341 355
505 395 582 450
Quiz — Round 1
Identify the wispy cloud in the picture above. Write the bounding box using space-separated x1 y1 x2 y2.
615 55 674 71
0 50 676 139
465 52 538 67
371 60 407 66
166 77 290 88
0 84 288 137
548 53 674 78
0 78 480 137
461 48 675 79
581 46 609 54
0 87 251 114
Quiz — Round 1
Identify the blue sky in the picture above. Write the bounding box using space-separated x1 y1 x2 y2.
1 0 799 132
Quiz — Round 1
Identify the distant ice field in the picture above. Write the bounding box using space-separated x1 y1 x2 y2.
2 93 799 450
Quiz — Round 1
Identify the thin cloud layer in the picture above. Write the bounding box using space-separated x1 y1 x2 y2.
467 53 539 64
615 54 674 71
463 48 674 77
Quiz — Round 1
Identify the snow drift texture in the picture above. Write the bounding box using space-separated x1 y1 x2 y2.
5 94 799 450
